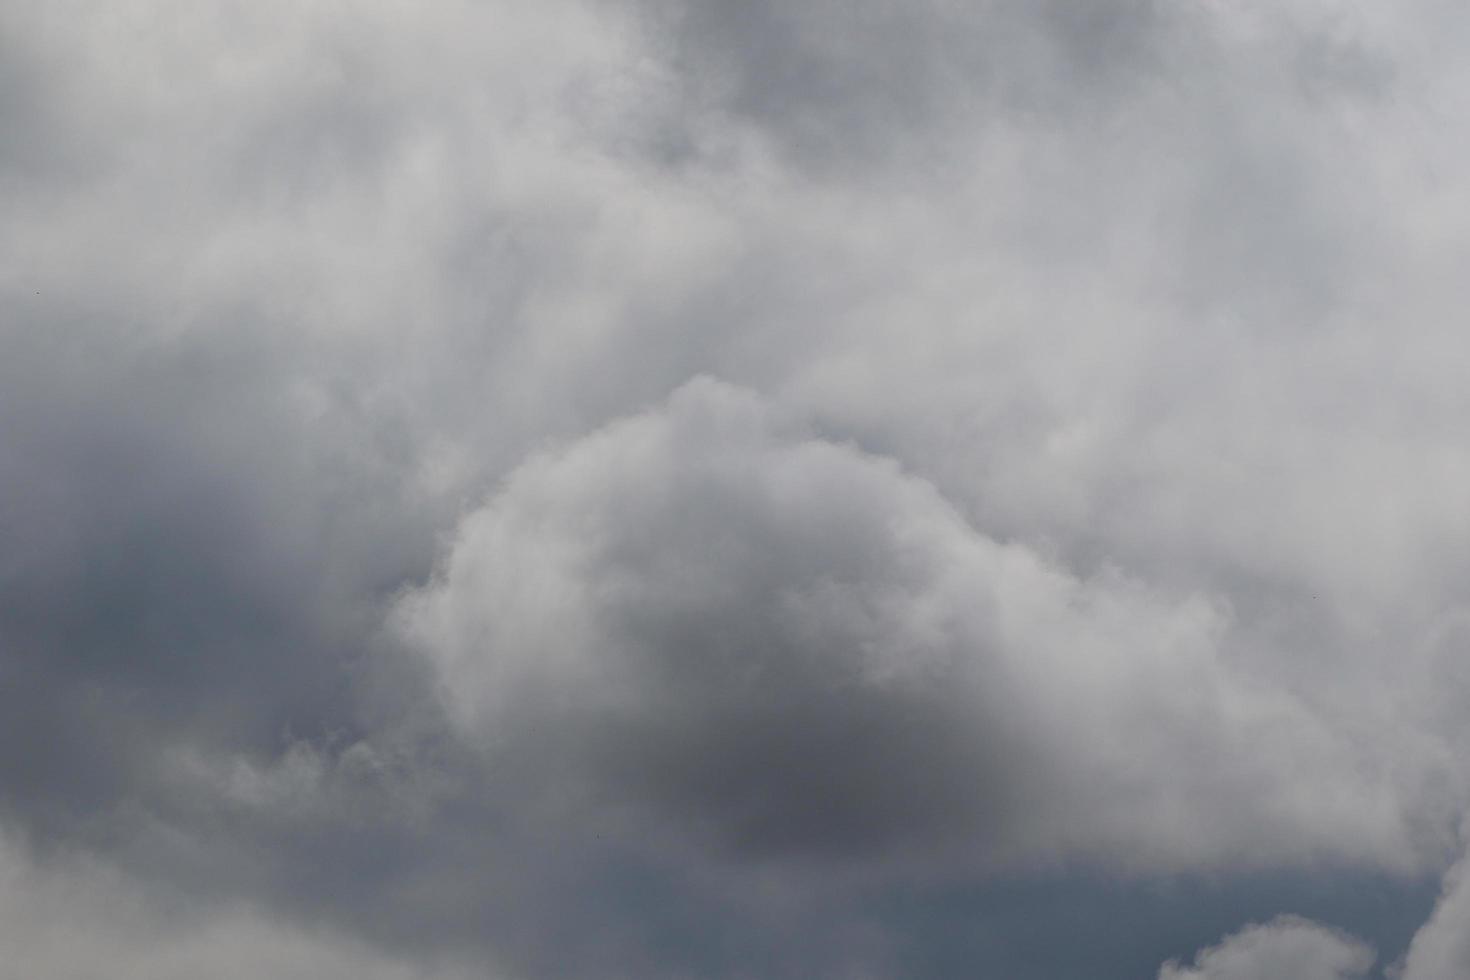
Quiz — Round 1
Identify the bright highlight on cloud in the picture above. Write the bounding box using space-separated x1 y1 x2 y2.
8 0 1470 976
1159 916 1375 980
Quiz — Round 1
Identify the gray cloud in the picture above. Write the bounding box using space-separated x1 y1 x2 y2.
0 830 488 980
630 0 1177 174
6 0 1470 976
395 376 1441 874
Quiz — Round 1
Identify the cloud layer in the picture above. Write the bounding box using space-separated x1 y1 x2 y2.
8 0 1470 976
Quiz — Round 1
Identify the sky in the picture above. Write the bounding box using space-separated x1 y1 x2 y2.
4 1 1470 977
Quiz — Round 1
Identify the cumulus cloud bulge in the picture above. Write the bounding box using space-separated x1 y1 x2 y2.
9 0 1470 976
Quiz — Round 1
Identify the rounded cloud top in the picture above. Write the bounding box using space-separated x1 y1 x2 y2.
396 377 1428 873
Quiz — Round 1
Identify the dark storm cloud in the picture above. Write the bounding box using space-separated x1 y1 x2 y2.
7 0 1470 977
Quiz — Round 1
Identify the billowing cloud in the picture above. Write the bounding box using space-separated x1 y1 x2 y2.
1398 845 1470 980
7 0 1470 976
1160 916 1375 980
395 376 1439 874
1160 835 1470 980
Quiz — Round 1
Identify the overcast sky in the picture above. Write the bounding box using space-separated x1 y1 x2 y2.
5 1 1470 977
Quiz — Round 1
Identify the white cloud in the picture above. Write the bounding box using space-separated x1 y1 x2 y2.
1159 916 1374 980
1398 846 1470 980
1166 834 1470 980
